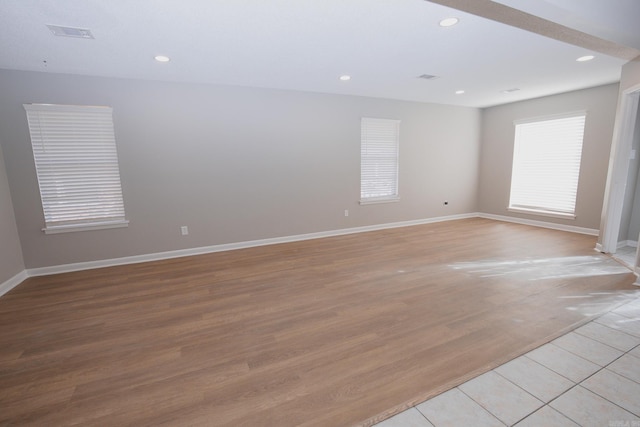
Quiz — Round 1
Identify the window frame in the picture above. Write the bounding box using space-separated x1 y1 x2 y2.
24 103 129 234
359 117 401 205
508 111 587 219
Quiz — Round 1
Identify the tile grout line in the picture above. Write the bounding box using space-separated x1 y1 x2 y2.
572 324 640 352
593 315 640 339
489 369 547 425
414 406 436 427
451 314 640 426
555 328 632 354
501 347 636 425
455 385 510 426
520 353 578 384
574 343 640 418
375 298 640 427
525 335 640 424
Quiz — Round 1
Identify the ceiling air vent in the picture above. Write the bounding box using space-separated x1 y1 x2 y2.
417 74 440 81
47 25 94 39
502 88 521 93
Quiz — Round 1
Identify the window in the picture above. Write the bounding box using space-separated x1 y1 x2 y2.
360 117 400 204
508 112 586 218
24 103 128 234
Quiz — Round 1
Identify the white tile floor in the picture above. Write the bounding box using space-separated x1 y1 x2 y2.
375 297 640 427
614 246 637 270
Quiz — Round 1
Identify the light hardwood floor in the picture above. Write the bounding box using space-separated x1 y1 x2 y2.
0 218 638 426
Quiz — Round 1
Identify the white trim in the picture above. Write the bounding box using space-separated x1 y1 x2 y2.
43 220 129 234
3 212 602 296
27 213 478 277
24 103 127 232
509 114 585 218
478 213 599 236
513 110 587 125
0 270 28 297
617 240 638 249
507 207 576 220
24 103 112 113
598 84 640 253
359 197 400 205
360 117 400 201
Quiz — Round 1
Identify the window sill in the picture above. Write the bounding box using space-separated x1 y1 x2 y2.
359 196 400 205
43 220 129 234
508 207 575 220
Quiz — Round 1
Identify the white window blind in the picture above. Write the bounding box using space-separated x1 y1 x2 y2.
360 118 400 203
24 104 128 233
508 113 586 218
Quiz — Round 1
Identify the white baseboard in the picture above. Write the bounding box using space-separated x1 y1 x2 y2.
617 240 639 249
5 212 603 295
27 213 478 278
477 213 599 236
0 270 28 297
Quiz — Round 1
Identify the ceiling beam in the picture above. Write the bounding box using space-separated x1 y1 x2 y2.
426 0 640 61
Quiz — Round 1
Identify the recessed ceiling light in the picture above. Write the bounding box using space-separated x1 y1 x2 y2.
439 17 459 27
339 75 351 81
455 90 465 95
576 55 595 62
154 55 171 63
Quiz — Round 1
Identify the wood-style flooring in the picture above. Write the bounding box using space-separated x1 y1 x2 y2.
1 218 638 426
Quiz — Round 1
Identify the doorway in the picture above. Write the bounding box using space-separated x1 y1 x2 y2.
598 86 640 274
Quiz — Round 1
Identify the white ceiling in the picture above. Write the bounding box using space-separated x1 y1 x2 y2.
0 0 637 108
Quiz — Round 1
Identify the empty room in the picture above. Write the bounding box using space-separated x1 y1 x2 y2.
2 1 640 426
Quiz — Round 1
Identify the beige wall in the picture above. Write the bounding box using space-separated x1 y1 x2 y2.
0 142 24 282
478 84 620 230
0 68 625 271
0 69 481 269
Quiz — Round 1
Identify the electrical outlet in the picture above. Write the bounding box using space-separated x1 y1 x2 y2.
344 209 349 217
181 226 189 235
